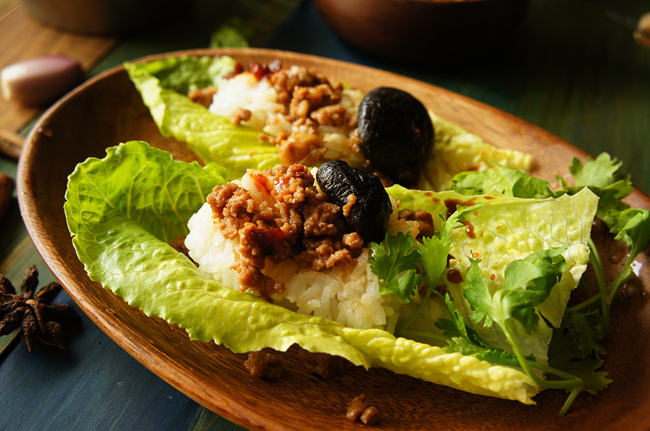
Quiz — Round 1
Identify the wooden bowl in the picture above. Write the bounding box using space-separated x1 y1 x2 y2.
23 0 185 35
17 48 650 430
314 0 530 64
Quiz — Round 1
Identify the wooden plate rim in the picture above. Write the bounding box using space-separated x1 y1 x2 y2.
16 48 650 431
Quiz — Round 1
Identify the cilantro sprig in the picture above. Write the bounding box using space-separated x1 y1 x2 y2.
448 152 647 413
450 153 649 330
464 253 611 416
369 151 647 416
374 226 610 415
370 232 421 301
371 206 477 337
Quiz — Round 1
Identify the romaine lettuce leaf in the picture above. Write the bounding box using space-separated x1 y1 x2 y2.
387 185 599 364
124 56 281 180
418 112 533 191
65 141 539 404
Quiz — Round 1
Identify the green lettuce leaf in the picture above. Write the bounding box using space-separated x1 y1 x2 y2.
387 185 599 364
419 112 533 191
449 164 555 199
124 56 280 180
65 141 538 404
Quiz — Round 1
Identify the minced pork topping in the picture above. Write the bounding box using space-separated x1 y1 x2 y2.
207 164 364 300
265 65 361 166
190 61 364 168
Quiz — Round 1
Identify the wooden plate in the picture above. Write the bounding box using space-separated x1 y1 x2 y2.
17 48 650 430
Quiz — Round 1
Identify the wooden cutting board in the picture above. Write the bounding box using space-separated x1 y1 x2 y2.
0 3 117 133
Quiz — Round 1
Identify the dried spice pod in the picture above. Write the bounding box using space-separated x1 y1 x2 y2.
0 265 77 351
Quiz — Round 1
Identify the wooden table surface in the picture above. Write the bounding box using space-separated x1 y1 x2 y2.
0 0 649 430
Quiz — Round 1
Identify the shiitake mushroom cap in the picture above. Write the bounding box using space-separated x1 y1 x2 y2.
316 160 392 243
357 87 434 188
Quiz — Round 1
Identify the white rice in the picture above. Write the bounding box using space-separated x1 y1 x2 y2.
185 171 418 331
209 67 365 165
209 73 284 130
185 202 242 290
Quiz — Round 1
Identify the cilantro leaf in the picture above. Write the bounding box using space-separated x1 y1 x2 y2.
418 204 481 288
569 153 632 191
601 208 650 329
449 164 554 199
463 257 500 327
370 232 420 301
549 312 611 403
464 247 567 335
444 337 531 368
584 184 632 228
435 292 484 347
612 208 650 252
560 309 604 359
417 234 451 288
563 153 635 230
503 247 567 293
547 351 612 396
474 347 532 368
545 338 612 417
502 247 567 333
563 359 612 395
397 205 483 336
416 208 468 288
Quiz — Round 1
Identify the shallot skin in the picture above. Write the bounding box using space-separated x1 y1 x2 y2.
1 56 83 107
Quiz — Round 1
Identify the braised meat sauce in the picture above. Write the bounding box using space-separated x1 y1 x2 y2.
207 164 365 301
346 393 381 425
270 66 358 166
210 61 360 167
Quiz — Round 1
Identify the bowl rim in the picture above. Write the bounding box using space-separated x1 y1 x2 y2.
16 47 650 431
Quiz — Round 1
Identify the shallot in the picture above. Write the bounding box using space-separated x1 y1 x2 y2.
0 56 83 107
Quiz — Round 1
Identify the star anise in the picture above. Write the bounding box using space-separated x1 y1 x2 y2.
0 265 76 351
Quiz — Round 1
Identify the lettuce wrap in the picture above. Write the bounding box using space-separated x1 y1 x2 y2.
63 56 649 414
124 55 531 189
124 56 281 180
65 140 603 406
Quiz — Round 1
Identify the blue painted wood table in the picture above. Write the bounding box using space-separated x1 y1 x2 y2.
1 0 649 429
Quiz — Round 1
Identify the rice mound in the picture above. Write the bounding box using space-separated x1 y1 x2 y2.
208 66 365 166
209 73 284 131
185 201 404 330
185 165 418 331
